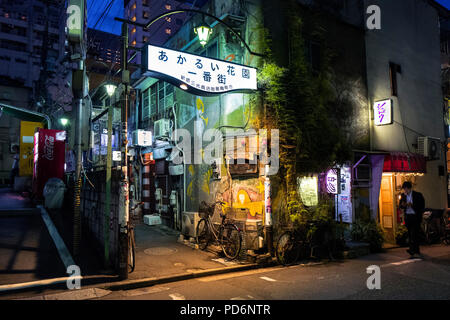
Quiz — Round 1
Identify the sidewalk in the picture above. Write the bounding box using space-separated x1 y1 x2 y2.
129 222 257 281
0 188 67 287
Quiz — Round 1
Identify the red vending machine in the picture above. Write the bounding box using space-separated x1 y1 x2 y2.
33 128 66 199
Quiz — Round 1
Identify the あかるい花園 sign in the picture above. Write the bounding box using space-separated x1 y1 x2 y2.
143 44 257 96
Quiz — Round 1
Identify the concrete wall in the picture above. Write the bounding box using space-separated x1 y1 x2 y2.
81 170 121 269
365 0 447 209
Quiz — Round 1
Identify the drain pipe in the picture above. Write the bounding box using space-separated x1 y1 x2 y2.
172 103 186 229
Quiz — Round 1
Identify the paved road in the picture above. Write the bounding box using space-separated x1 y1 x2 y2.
4 244 450 300
0 214 67 286
93 245 450 300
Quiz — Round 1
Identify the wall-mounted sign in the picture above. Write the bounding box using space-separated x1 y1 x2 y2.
143 44 257 96
298 176 319 207
374 99 393 126
326 168 340 194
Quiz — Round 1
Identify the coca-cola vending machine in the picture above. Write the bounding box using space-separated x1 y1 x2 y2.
33 128 66 199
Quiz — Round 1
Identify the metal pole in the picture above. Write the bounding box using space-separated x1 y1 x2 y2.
104 101 113 267
264 165 273 256
118 23 130 280
73 60 84 257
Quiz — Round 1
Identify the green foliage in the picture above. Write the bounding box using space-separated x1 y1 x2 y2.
259 0 353 183
395 225 409 247
351 219 385 253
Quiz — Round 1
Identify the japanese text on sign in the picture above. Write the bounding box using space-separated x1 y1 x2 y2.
374 99 392 126
145 45 257 94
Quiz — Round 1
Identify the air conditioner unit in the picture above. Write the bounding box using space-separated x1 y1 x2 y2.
154 119 171 138
181 212 200 237
132 129 152 146
417 137 441 160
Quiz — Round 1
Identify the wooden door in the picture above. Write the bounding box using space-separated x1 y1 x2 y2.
379 174 395 243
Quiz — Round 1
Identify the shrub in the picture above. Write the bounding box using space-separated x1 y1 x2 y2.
351 219 385 253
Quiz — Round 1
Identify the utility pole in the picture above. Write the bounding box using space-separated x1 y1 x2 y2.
105 96 113 268
67 0 86 257
118 22 130 280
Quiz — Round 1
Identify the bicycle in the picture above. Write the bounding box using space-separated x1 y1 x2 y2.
276 221 335 266
421 209 447 245
196 201 242 260
128 201 143 273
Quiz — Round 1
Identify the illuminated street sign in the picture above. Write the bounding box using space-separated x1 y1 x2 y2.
143 44 257 96
374 99 393 126
326 168 340 194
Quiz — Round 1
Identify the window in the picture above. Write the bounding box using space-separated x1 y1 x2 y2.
165 28 171 35
142 81 174 119
143 36 148 43
165 4 171 10
142 0 149 6
131 27 136 34
165 17 171 23
143 11 149 19
389 62 401 97
131 15 136 22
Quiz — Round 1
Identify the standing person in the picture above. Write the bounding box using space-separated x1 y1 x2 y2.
399 181 425 258
10 145 19 189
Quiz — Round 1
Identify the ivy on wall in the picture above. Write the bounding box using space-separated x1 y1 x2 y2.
257 0 354 225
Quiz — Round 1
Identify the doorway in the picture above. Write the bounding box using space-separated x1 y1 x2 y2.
379 173 397 243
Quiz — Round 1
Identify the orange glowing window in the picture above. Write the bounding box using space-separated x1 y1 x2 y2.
131 27 136 33
132 3 136 9
131 16 136 22
165 28 171 34
165 4 171 10
131 40 137 46
165 17 171 22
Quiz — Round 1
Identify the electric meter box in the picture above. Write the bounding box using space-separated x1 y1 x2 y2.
132 130 152 147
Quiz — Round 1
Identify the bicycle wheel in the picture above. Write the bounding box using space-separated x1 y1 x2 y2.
276 231 301 266
196 218 210 250
128 228 136 273
220 223 242 260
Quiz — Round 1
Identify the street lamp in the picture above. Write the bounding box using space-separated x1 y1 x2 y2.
194 17 212 47
105 83 117 97
60 118 69 126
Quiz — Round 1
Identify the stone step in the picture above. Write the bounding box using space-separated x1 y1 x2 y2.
343 241 371 259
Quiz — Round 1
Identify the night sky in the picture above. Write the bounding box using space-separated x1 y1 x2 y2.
87 0 123 35
87 0 450 36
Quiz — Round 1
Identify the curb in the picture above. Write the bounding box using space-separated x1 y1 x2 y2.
101 261 278 292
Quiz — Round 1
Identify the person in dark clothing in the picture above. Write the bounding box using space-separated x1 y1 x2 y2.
10 145 19 189
399 181 425 258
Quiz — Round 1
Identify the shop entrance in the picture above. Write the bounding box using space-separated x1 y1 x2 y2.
379 173 397 243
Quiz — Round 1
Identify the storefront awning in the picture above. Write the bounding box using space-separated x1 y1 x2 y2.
383 152 426 173
0 103 51 128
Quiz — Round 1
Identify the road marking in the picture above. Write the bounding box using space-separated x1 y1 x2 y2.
0 276 82 292
381 258 423 267
197 266 283 282
169 293 186 300
16 288 111 300
38 205 75 269
120 286 170 297
260 276 277 282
